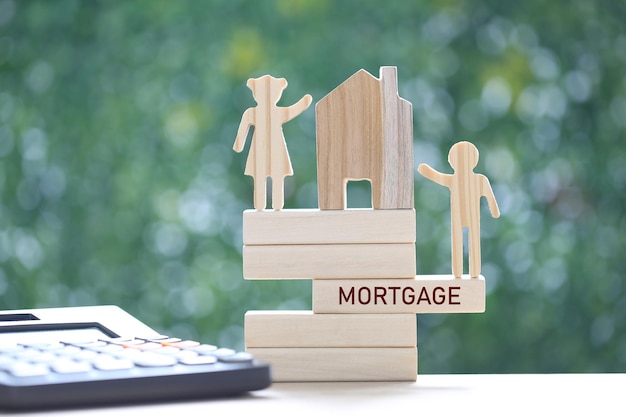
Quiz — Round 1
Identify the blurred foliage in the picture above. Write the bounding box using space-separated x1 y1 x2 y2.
1 0 625 374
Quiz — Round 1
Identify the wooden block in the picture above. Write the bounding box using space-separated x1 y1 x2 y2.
246 347 417 382
316 66 414 210
417 141 500 277
243 208 415 245
313 275 485 313
245 311 416 348
243 243 416 279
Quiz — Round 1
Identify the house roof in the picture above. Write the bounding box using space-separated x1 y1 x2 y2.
316 69 380 106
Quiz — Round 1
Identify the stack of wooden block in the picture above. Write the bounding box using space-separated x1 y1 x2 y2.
235 66 490 381
243 208 419 381
242 209 486 381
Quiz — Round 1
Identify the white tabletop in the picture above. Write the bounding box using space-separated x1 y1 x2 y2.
9 373 624 416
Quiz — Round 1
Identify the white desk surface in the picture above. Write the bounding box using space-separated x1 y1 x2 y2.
6 373 624 416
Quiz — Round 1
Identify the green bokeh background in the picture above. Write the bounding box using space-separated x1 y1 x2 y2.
1 0 625 373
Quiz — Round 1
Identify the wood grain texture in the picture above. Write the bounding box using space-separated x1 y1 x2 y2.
246 347 417 382
312 275 485 313
380 67 415 210
242 208 415 245
243 243 416 279
418 141 499 277
245 311 416 348
316 66 413 210
233 75 312 210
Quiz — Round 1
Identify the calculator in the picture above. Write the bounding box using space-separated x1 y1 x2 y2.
0 305 272 410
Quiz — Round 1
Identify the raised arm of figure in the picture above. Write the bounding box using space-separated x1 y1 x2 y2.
284 94 313 123
418 163 452 188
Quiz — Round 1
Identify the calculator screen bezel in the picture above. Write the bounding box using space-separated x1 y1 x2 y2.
0 322 118 345
0 306 160 341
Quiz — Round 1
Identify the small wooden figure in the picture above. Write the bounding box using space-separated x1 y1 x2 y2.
233 75 312 210
418 141 500 278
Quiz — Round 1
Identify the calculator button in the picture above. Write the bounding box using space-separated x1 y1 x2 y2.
0 356 15 370
21 342 65 351
132 352 178 367
179 355 217 366
121 339 145 346
191 344 218 354
73 349 99 361
30 352 58 363
126 342 163 350
218 352 254 363
72 341 107 349
153 347 197 362
153 346 180 355
172 350 198 361
114 348 143 360
51 359 92 374
93 344 124 353
62 339 99 346
8 362 50 377
14 348 42 360
56 346 82 356
167 340 200 348
92 357 134 371
212 348 236 358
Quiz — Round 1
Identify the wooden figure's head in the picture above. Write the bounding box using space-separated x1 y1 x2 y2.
448 141 479 172
246 75 288 104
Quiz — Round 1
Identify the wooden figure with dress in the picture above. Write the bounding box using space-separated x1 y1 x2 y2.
233 75 312 211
